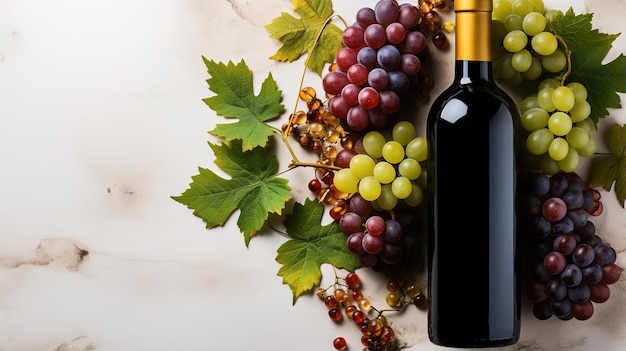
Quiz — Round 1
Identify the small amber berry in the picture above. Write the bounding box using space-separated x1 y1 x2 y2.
325 295 338 309
380 326 395 342
328 308 342 322
358 297 372 312
299 86 316 102
432 31 448 49
406 282 422 298
344 305 358 318
352 310 366 324
414 293 428 309
332 336 347 351
345 272 361 288
367 318 384 335
291 110 307 124
316 288 326 299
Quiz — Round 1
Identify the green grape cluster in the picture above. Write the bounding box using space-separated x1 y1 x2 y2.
492 0 564 84
333 121 427 211
520 78 596 174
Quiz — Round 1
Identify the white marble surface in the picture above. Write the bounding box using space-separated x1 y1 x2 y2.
0 0 625 350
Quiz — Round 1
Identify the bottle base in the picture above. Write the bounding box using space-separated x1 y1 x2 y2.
429 335 519 349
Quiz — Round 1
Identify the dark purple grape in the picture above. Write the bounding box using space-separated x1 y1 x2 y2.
349 193 374 218
567 208 588 229
387 70 409 92
359 252 379 267
520 196 543 218
529 172 550 196
356 7 377 28
533 299 553 320
568 283 591 303
550 299 572 320
529 216 552 238
400 53 421 76
572 244 595 267
562 171 584 188
553 234 577 256
562 189 584 209
377 45 402 70
374 0 400 27
378 90 400 114
582 188 595 209
362 233 384 254
551 216 574 235
385 22 406 44
601 263 621 285
397 4 422 29
368 68 389 90
382 219 403 244
357 46 378 69
335 149 357 168
364 23 386 49
532 261 552 283
347 232 366 255
339 212 363 234
542 197 567 222
347 106 370 131
380 244 403 264
560 264 583 287
398 31 426 54
571 300 594 321
545 279 567 300
582 263 603 284
574 221 595 240
368 108 388 127
594 244 617 265
526 280 548 302
548 173 568 197
589 283 610 303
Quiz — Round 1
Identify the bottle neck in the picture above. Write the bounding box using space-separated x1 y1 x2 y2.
454 9 492 83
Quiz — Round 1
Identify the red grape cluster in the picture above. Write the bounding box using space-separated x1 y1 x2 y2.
519 171 622 321
323 0 430 131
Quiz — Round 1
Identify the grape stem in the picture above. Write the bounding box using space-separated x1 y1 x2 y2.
555 34 573 85
281 14 347 172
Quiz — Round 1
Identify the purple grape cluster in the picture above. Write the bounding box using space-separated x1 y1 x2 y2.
339 193 419 269
519 171 622 321
323 0 428 131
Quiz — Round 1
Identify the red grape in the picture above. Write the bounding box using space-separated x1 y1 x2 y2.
542 197 567 222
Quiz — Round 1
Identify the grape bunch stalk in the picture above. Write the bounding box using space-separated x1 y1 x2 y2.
518 171 622 321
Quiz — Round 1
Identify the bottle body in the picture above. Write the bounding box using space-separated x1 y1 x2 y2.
426 60 521 347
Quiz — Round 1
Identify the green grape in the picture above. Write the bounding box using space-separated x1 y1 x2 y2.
350 154 376 179
558 147 579 172
377 184 398 211
567 82 588 100
512 49 532 72
493 0 513 21
492 20 508 59
526 128 553 155
509 71 525 86
544 9 563 22
575 118 596 133
504 14 523 32
392 121 416 146
405 137 427 162
521 107 549 131
522 57 542 80
529 0 545 14
548 137 569 161
548 111 572 136
522 12 546 36
552 86 575 112
398 158 421 180
495 53 516 79
531 32 558 56
417 169 427 189
333 168 359 193
358 175 382 201
391 176 412 199
404 182 424 207
363 131 386 159
569 100 591 122
374 161 396 184
538 78 559 90
503 30 528 53
519 95 539 113
512 0 534 17
539 154 561 175
576 135 596 157
565 126 590 149
382 140 405 164
542 50 567 73
537 87 556 112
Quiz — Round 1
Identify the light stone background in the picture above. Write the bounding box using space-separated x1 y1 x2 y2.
0 0 624 350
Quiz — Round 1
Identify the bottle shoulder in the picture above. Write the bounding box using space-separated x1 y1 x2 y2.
429 81 519 117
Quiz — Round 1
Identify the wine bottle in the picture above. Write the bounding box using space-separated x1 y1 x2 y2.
425 0 521 347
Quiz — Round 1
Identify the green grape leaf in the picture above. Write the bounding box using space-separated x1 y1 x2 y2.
590 124 626 208
549 9 626 124
265 0 343 76
202 58 284 151
172 139 292 245
276 198 359 304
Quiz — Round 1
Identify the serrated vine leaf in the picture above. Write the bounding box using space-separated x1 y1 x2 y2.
173 139 292 245
265 0 343 76
276 198 359 304
202 58 284 151
549 9 626 124
590 124 626 207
